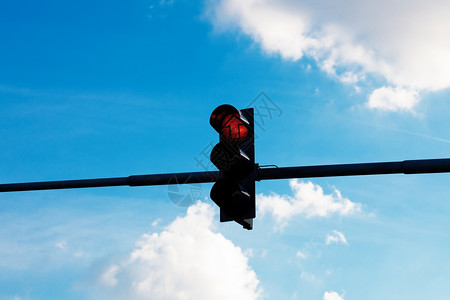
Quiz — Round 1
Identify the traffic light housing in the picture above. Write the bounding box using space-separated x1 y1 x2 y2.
209 104 255 230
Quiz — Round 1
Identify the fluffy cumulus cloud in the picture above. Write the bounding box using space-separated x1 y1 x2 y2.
323 291 345 300
91 201 261 300
367 86 420 112
258 180 361 228
206 0 450 111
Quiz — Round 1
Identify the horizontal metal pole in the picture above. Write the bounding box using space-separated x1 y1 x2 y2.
128 171 219 186
256 158 450 180
1 158 449 193
0 171 220 193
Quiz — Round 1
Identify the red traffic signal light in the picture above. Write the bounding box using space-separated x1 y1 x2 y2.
209 104 255 230
210 104 249 142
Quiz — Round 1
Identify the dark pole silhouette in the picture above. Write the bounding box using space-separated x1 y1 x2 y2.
1 158 449 193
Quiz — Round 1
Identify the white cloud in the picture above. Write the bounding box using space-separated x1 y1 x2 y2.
367 86 420 112
92 201 261 300
206 0 313 60
323 291 344 300
325 230 348 245
151 218 162 227
206 0 450 111
55 240 67 250
296 250 307 259
243 248 254 258
100 265 120 287
261 249 268 258
258 180 361 228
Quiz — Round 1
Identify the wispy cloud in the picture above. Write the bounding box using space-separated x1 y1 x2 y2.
325 230 348 245
0 194 158 271
339 116 450 144
55 240 67 250
296 250 307 259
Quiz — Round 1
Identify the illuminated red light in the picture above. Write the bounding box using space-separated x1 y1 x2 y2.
210 104 249 142
221 113 248 141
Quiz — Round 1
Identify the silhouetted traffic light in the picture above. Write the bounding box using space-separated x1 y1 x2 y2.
209 104 255 230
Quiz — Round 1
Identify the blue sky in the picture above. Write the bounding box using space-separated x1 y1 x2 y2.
1 0 450 299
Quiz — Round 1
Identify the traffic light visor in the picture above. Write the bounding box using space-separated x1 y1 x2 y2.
210 143 250 173
210 104 249 142
210 178 252 216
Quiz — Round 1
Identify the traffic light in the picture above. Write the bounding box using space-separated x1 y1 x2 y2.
209 104 255 230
